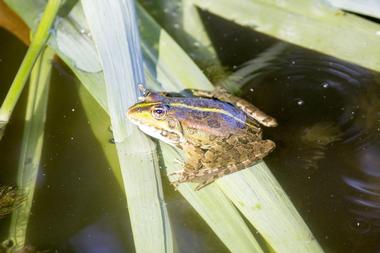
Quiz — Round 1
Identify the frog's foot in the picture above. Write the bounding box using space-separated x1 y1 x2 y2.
171 180 180 191
168 169 183 177
173 158 184 167
170 173 191 188
168 159 195 177
194 176 218 191
170 170 219 191
169 166 197 185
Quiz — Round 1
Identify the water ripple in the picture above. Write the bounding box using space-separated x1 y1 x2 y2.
226 44 380 244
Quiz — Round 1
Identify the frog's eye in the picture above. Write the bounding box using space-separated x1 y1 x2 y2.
152 105 168 120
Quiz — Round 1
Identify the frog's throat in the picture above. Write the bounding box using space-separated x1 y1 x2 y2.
136 122 184 145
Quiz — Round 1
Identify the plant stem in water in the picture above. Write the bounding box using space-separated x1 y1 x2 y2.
0 0 61 140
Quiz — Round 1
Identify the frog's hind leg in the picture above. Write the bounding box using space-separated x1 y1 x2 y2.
193 158 254 190
193 139 276 190
186 87 278 127
174 149 267 191
212 88 278 127
193 159 258 191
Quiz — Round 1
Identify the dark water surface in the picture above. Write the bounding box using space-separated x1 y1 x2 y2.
201 11 380 253
2 3 380 253
0 28 133 253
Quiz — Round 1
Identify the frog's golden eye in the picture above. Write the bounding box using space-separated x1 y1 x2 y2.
152 105 168 120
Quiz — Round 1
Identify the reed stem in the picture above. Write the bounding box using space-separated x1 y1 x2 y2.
0 0 61 139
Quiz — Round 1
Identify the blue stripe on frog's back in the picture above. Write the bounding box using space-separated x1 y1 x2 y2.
167 97 247 129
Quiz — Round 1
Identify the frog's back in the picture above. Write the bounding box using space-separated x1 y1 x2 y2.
167 96 252 137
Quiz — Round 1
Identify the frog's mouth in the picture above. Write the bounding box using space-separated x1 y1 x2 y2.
139 123 182 146
127 113 182 146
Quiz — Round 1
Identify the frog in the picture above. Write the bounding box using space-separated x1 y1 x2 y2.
127 86 277 190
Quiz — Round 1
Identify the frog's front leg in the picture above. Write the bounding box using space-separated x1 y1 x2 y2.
169 142 205 185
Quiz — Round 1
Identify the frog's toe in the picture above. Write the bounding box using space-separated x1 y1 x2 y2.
170 171 191 183
173 158 184 166
194 176 217 191
170 178 187 191
168 170 183 177
171 181 180 191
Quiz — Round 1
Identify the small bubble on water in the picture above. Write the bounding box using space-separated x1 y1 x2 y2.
322 82 329 88
349 219 371 234
193 42 200 47
80 28 91 36
296 99 304 106
249 88 254 92
291 60 296 64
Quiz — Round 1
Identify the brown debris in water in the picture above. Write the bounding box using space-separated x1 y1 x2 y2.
0 185 26 218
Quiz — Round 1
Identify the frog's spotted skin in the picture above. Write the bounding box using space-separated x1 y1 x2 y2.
127 87 277 190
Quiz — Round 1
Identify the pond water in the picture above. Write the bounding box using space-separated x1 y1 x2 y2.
138 3 380 252
200 10 380 253
1 3 380 253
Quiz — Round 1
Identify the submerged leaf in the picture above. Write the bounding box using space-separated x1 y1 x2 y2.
191 0 380 72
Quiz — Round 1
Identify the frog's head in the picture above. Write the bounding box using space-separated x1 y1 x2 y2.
127 100 184 145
